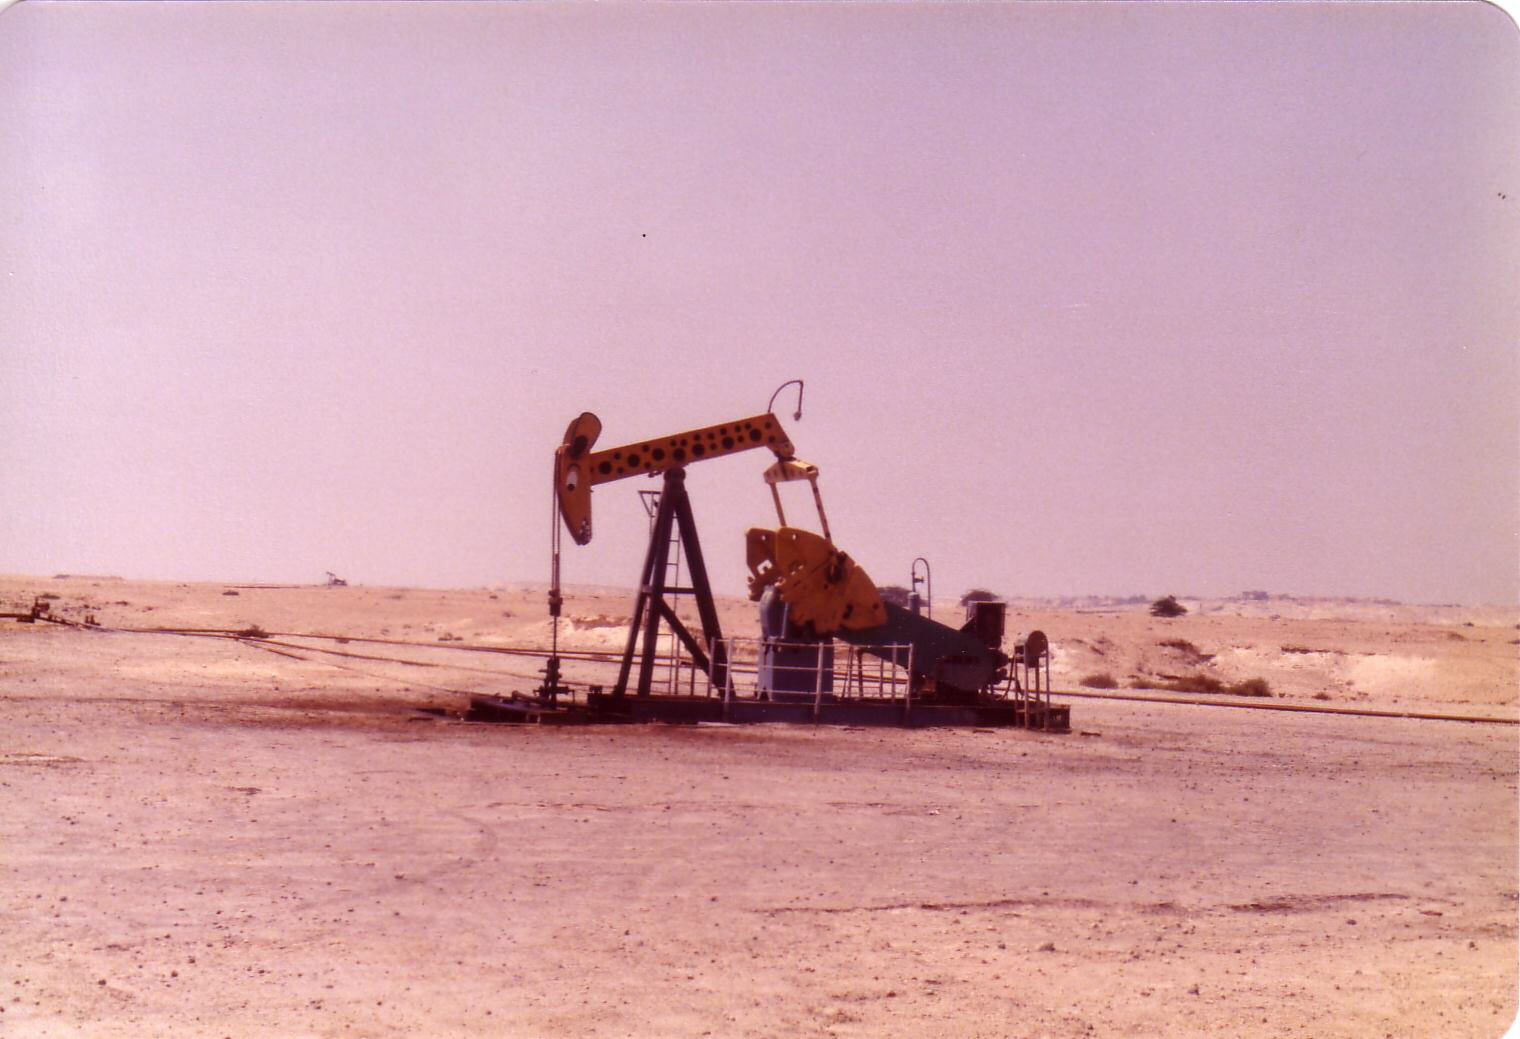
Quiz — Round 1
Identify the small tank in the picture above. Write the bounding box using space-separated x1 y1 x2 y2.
963 599 1006 650
756 585 834 700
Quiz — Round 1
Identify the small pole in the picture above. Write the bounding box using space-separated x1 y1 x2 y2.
1043 651 1052 730
705 640 715 699
721 638 734 722
813 640 826 723
903 644 914 727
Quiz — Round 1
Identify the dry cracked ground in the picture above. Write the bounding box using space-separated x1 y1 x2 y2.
1 577 1515 1037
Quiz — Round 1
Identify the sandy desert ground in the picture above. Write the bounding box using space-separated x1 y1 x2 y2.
1 574 1515 1038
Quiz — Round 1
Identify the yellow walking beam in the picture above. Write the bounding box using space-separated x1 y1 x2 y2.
555 411 796 545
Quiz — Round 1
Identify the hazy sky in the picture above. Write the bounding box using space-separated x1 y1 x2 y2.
2 1 1516 606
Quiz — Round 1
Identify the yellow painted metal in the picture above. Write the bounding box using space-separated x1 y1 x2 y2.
555 411 795 546
761 457 831 541
586 412 795 485
761 458 819 485
554 412 603 545
745 528 780 596
745 526 886 634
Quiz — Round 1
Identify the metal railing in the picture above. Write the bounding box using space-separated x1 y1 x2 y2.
1006 637 1054 729
705 636 914 718
547 630 1059 729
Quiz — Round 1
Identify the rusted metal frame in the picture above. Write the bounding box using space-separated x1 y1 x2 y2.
613 468 727 699
650 598 711 675
613 480 677 697
668 470 726 692
642 486 688 696
633 485 679 698
663 505 684 695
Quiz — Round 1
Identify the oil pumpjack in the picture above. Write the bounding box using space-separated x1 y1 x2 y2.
473 385 1066 729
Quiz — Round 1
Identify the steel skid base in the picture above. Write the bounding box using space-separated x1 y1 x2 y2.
464 692 1070 731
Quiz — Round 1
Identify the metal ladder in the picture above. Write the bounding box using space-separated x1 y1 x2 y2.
639 490 688 694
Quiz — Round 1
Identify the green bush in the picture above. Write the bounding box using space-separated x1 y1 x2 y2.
1150 595 1187 618
1139 673 1273 697
1080 673 1119 689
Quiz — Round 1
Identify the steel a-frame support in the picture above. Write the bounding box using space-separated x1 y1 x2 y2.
613 467 727 698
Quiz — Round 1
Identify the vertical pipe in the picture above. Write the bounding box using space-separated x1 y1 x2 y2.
705 639 715 699
1044 653 1052 730
911 557 932 621
1024 655 1031 729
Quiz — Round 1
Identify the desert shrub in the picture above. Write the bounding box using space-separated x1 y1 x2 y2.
1150 595 1187 618
1229 678 1273 698
1159 639 1214 665
1080 672 1119 689
960 587 1001 606
235 625 268 639
878 584 912 608
1156 673 1225 694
